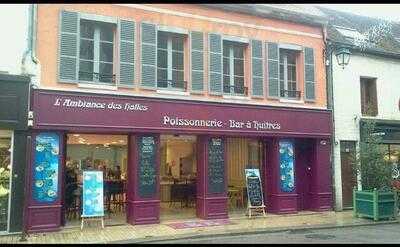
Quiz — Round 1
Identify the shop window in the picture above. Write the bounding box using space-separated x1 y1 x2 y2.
78 19 116 84
0 134 11 232
157 31 186 91
223 41 247 96
360 77 378 116
279 49 300 99
227 138 262 214
65 134 127 227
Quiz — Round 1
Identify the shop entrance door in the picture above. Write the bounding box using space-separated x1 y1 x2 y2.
295 139 312 211
340 141 357 209
159 135 197 221
63 134 128 227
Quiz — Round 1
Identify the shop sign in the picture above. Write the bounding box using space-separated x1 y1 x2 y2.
33 133 59 203
82 171 104 217
34 90 332 137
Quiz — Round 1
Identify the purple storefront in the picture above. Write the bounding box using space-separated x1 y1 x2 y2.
25 89 332 232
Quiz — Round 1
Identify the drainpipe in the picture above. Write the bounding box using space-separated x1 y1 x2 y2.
323 29 338 211
21 4 41 88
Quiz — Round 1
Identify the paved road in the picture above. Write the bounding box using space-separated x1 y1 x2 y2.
143 223 400 244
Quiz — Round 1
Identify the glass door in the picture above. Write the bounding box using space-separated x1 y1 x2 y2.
0 131 12 232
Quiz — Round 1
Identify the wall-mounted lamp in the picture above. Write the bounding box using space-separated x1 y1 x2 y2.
335 46 351 69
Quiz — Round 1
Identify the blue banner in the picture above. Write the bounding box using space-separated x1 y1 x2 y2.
82 171 104 217
279 140 295 192
33 133 60 203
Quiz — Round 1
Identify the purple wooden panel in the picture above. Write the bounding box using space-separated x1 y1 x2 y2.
27 205 62 233
32 89 331 137
126 134 160 225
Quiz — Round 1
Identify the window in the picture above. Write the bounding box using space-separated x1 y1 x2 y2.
79 19 115 84
360 77 378 116
279 49 299 99
157 31 185 90
223 41 246 95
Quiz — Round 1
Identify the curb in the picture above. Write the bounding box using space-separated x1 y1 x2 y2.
114 219 399 244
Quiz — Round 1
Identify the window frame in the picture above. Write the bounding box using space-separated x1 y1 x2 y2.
279 49 299 99
156 31 185 91
360 77 378 116
222 41 246 95
78 19 116 85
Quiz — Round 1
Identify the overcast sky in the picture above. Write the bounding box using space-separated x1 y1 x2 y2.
1 4 400 75
319 4 400 22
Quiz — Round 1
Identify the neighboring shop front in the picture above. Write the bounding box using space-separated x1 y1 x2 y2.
25 88 332 232
0 74 30 234
360 119 400 178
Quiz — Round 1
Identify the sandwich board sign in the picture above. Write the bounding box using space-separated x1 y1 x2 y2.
81 170 104 229
245 169 266 218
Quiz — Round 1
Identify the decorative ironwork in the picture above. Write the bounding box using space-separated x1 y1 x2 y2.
78 71 116 84
280 89 301 99
157 79 187 91
223 84 248 96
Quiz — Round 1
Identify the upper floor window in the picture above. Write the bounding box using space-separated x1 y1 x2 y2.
223 41 246 95
360 77 378 116
79 19 116 84
157 31 186 90
279 49 300 99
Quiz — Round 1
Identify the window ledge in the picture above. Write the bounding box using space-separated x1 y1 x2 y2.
222 95 250 100
156 89 190 96
78 83 118 91
279 98 304 104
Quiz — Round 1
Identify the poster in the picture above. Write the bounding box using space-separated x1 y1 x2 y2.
82 171 104 217
33 133 59 203
279 140 295 192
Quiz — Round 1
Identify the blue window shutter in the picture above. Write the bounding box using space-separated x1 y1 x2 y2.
58 10 79 82
267 42 279 98
141 22 157 88
304 47 316 101
191 31 204 92
119 19 135 86
208 33 222 95
251 40 264 97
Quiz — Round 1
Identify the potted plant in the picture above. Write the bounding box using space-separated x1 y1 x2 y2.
351 119 398 221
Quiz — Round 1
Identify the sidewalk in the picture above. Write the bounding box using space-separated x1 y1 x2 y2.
1 211 398 244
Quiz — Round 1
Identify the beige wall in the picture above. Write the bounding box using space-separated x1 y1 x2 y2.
36 4 327 109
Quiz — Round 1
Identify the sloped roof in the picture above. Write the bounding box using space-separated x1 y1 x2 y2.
201 4 328 27
317 6 400 56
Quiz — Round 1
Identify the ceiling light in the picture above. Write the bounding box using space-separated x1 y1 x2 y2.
111 141 117 144
73 134 80 137
118 140 124 143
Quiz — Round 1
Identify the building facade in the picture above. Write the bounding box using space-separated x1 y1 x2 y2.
320 7 400 211
25 4 333 233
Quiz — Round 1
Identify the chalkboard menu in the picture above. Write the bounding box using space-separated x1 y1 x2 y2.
208 138 225 194
245 169 264 207
138 136 157 198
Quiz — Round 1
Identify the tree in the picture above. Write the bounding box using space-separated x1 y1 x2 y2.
351 118 393 191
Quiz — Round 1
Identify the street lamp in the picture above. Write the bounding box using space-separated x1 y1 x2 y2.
335 46 351 69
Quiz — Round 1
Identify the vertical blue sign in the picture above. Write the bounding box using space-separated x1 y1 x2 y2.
33 133 60 203
82 171 104 217
279 140 295 192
